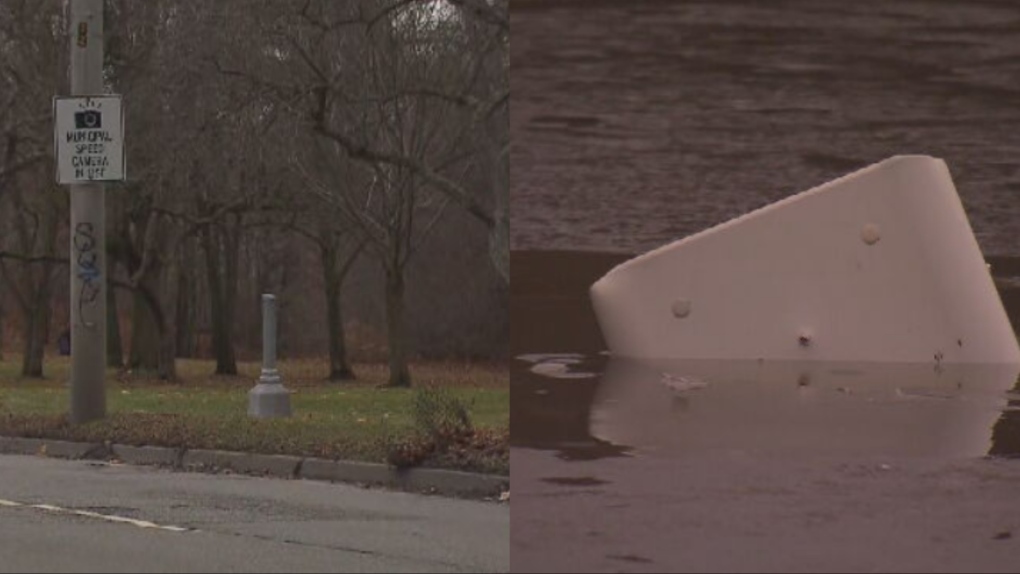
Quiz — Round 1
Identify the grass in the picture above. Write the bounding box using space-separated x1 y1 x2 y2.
0 356 509 474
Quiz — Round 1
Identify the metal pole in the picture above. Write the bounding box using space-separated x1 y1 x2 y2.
262 294 279 381
69 0 106 424
248 294 291 419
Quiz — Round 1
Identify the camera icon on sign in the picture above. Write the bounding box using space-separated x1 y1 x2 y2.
74 110 102 129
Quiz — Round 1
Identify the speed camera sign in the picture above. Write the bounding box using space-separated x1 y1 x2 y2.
54 95 125 184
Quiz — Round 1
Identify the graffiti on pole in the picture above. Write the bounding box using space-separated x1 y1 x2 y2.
73 221 101 328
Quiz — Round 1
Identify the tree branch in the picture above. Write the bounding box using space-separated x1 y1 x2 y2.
0 251 69 266
312 123 494 228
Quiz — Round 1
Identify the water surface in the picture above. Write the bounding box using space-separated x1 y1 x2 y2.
512 0 1020 256
512 1 1020 568
510 249 1020 572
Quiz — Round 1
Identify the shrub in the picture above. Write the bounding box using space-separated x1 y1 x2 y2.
412 387 474 448
387 387 493 470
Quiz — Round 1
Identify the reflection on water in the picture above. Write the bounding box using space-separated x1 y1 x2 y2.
990 388 1020 458
511 247 1020 571
602 359 1020 459
511 353 631 460
511 249 1020 463
514 354 1020 461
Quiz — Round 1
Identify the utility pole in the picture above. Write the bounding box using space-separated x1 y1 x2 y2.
69 0 106 424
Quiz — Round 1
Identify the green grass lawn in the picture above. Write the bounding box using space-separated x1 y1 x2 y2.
0 356 509 474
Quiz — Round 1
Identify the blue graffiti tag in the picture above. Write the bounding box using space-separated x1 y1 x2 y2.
74 222 101 327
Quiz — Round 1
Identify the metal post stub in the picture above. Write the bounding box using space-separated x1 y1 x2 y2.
249 294 292 419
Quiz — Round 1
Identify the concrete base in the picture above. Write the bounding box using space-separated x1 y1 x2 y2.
248 382 292 419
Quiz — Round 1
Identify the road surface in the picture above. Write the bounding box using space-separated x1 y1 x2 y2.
0 455 508 573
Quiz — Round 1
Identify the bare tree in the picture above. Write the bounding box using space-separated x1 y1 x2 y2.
0 0 55 198
306 1 509 283
105 0 278 378
0 0 67 377
0 0 506 383
246 0 503 386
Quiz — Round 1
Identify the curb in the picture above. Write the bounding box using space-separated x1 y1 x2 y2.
112 444 183 467
0 437 107 460
301 459 510 497
0 437 509 500
301 458 396 485
182 450 303 479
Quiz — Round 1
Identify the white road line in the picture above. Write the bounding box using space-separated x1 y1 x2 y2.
0 498 192 533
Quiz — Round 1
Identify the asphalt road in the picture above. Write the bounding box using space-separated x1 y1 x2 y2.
0 455 508 573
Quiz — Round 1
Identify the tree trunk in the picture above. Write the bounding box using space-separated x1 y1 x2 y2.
203 225 238 376
20 320 45 378
127 275 176 380
8 193 59 378
490 142 509 284
322 239 356 382
128 283 160 372
19 262 53 378
158 330 177 380
221 228 239 374
174 262 195 359
156 254 180 381
384 266 410 388
20 290 50 378
106 280 123 368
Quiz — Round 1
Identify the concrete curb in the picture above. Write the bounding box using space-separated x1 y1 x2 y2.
395 467 511 498
299 459 511 497
0 437 509 499
182 450 303 479
111 444 183 467
0 437 106 460
301 458 396 485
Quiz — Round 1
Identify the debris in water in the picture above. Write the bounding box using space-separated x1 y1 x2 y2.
661 373 709 393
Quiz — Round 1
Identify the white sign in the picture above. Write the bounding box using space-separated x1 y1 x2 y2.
54 95 125 184
591 155 1020 364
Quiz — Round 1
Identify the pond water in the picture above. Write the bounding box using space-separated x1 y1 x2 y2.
514 353 1020 461
512 250 1020 462
511 0 1020 257
510 250 1020 572
511 1 1020 569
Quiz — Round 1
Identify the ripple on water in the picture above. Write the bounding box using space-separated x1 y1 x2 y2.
512 0 1020 256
